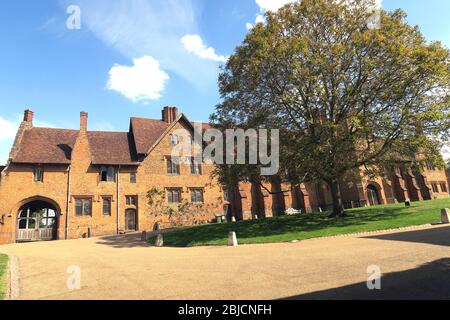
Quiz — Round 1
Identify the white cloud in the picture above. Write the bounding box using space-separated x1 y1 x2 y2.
0 117 18 141
442 144 450 161
374 0 383 9
70 0 220 91
247 0 383 29
106 56 169 102
181 35 228 63
0 116 18 165
247 0 298 29
256 0 298 12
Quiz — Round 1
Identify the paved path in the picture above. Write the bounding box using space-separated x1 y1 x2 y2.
1 225 449 300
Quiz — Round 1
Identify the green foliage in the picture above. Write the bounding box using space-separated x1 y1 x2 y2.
0 254 8 300
211 0 450 212
146 187 165 208
146 188 220 227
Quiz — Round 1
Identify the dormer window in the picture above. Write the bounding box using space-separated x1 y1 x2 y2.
34 167 44 182
169 134 179 145
100 166 116 182
100 166 108 182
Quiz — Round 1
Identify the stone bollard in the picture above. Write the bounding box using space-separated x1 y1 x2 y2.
228 232 238 247
141 231 147 241
155 234 164 247
153 222 161 232
441 208 450 224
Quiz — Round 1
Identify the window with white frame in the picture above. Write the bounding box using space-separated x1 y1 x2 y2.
167 189 182 204
190 188 204 204
190 159 202 175
167 158 180 175
169 134 179 145
130 172 137 184
75 198 92 216
34 167 44 182
126 196 137 206
100 166 115 182
102 197 112 215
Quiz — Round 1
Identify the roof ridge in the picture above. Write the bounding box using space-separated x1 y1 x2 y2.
31 127 78 132
87 130 128 134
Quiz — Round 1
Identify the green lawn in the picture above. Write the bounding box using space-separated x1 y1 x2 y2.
149 198 450 247
0 254 8 300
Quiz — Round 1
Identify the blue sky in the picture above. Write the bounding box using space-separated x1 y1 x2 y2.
0 0 449 165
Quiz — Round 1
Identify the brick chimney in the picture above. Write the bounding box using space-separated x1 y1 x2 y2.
80 111 88 132
8 109 34 163
162 106 179 124
23 109 34 123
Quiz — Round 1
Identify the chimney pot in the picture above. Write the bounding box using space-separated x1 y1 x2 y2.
23 109 34 122
80 111 88 132
162 106 179 124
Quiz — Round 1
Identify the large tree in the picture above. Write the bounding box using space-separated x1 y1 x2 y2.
211 0 450 217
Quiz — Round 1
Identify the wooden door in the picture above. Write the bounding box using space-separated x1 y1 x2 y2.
125 209 137 231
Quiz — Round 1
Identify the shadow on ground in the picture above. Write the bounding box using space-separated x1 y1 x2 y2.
284 258 450 300
96 232 150 248
362 226 450 247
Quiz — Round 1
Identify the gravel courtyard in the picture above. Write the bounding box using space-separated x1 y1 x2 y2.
1 224 449 300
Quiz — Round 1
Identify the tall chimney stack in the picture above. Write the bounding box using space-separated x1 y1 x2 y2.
80 111 88 132
23 109 34 123
162 106 179 124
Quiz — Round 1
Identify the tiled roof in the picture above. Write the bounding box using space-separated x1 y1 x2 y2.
88 131 138 165
130 118 170 155
12 128 138 165
191 122 212 131
11 116 212 165
13 128 78 164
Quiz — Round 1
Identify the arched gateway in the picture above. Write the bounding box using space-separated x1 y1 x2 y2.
17 200 59 242
367 185 382 206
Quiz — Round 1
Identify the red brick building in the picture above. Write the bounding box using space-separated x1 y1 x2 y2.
0 107 448 244
0 107 226 244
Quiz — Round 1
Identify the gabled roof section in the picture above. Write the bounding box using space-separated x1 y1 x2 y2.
13 128 78 164
143 114 196 155
130 117 170 155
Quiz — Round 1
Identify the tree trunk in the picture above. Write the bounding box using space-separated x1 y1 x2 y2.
328 179 346 218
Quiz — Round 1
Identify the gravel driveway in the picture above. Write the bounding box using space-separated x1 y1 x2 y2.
1 225 449 300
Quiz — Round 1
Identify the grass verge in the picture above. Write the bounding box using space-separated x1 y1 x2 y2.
149 198 449 247
0 254 8 300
